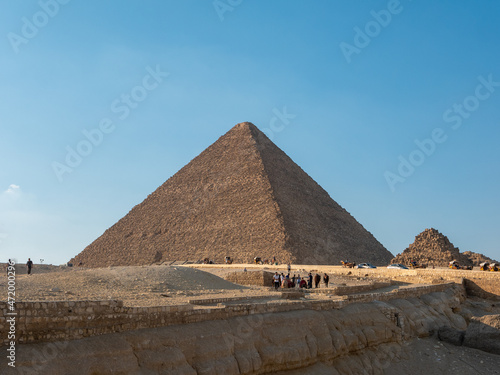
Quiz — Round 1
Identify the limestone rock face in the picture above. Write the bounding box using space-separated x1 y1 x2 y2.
70 122 392 267
437 326 465 346
463 314 500 354
392 228 473 267
7 289 468 375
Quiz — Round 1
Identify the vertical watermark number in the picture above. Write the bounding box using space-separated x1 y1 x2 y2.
6 259 17 368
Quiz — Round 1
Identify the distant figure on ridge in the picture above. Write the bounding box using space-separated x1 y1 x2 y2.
26 258 33 275
287 263 291 274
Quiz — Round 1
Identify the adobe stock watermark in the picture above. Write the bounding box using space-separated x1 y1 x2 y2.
213 0 243 22
51 65 169 183
222 314 264 351
339 0 411 64
7 0 71 54
261 107 296 141
13 340 71 375
6 259 16 369
384 74 499 192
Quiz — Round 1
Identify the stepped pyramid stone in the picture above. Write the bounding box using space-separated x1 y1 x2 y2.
70 122 393 267
392 228 473 267
463 251 499 266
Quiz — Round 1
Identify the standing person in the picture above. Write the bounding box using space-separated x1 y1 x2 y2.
296 274 301 288
282 274 289 288
307 273 313 289
323 273 329 288
273 272 280 290
287 263 291 274
26 258 33 275
314 273 321 288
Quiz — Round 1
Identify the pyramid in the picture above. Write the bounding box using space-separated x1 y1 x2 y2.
71 122 393 267
392 228 473 267
462 251 498 266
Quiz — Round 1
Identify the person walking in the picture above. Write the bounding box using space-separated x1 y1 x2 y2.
26 258 33 275
323 273 329 288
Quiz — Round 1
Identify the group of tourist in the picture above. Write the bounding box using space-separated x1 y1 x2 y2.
273 271 329 289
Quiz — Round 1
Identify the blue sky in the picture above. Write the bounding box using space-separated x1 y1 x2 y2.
1 0 499 265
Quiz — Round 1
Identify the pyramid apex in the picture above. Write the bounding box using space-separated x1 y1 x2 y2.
232 121 258 130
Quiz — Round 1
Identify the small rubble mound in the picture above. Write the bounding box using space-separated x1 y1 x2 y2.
392 228 472 267
462 251 499 266
12 265 253 306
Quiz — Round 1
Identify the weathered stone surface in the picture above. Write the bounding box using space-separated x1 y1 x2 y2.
463 314 500 354
225 270 274 287
437 326 465 346
280 290 305 299
70 122 392 267
462 250 499 266
2 288 468 374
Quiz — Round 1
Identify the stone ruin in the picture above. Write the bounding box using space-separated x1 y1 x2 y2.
462 250 499 266
392 228 496 267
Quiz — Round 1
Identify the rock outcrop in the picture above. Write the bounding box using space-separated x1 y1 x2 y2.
392 228 473 267
71 122 392 267
5 287 468 374
463 314 500 354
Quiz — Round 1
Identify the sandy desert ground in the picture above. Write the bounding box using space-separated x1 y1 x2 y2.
2 263 500 374
2 264 378 307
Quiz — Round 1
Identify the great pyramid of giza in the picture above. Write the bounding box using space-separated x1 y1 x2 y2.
70 122 393 267
391 228 473 267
